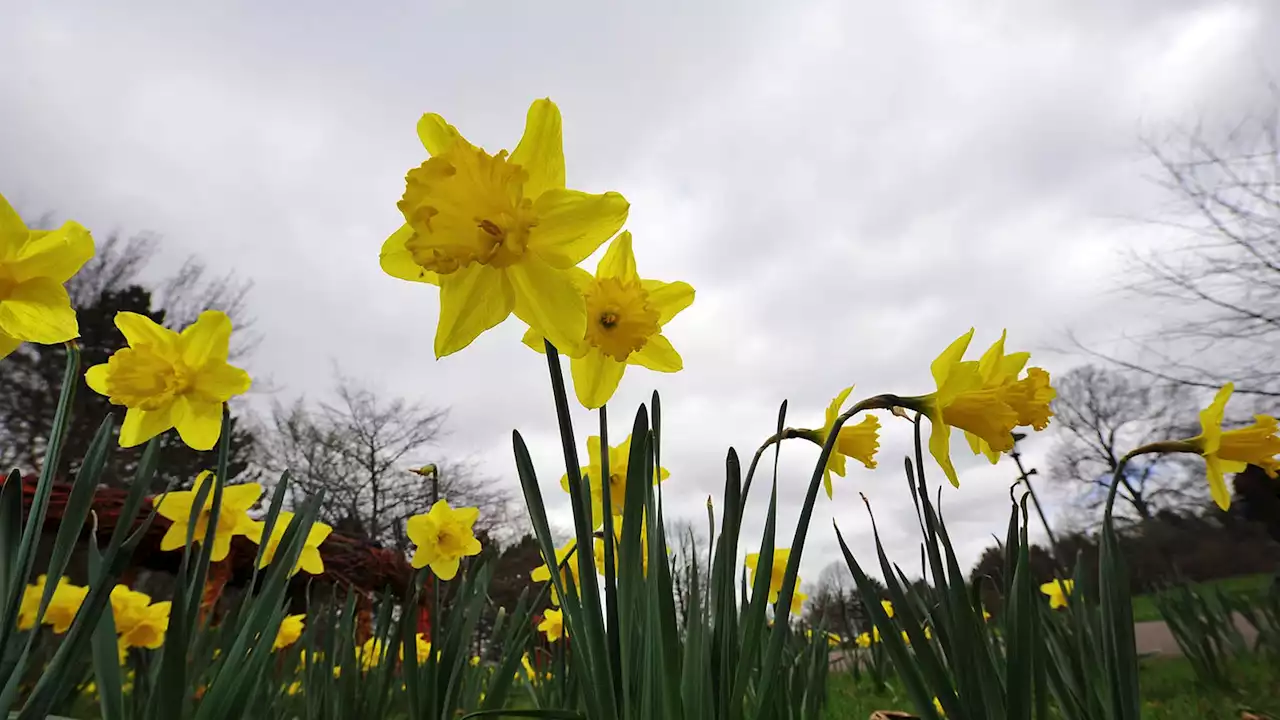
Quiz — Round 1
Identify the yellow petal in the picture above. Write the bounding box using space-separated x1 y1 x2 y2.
641 280 694 326
432 556 461 581
571 347 627 409
529 189 629 268
509 257 586 355
928 409 961 487
120 407 173 448
0 278 77 343
10 221 95 284
1205 456 1231 510
115 312 176 351
596 231 637 280
931 329 975 390
434 264 514 358
0 192 27 255
299 547 324 575
210 533 233 562
0 329 20 360
509 98 565 200
1198 383 1233 454
159 522 190 551
195 363 252 402
521 326 549 354
171 396 223 451
222 483 263 512
416 113 466 156
629 334 682 372
84 364 110 395
179 311 232 368
380 225 439 285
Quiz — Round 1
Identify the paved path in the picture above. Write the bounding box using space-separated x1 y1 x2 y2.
1135 614 1259 656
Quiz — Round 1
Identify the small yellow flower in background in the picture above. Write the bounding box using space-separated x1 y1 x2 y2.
538 608 566 642
285 681 302 696
982 608 993 622
406 499 483 580
274 614 305 650
520 653 537 682
84 310 251 450
470 655 481 667
0 193 95 359
1041 579 1074 609
881 599 894 618
855 632 872 648
924 625 933 640
934 697 947 717
401 632 435 664
531 538 583 606
561 434 670 528
246 512 332 576
825 632 841 647
806 387 880 499
523 232 694 409
744 549 802 605
153 471 263 562
110 585 170 650
21 576 87 634
902 329 1054 487
380 98 630 358
1186 383 1280 510
357 637 388 670
593 514 656 577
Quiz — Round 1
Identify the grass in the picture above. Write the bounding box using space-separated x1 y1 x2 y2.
821 654 1280 719
1131 574 1273 624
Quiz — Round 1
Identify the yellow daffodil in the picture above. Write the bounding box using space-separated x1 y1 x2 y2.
881 599 894 618
982 609 992 622
84 310 251 450
0 193 94 359
523 232 694 408
561 434 669 528
111 585 171 649
357 637 388 670
902 329 1054 487
380 98 630 357
20 576 87 633
1187 383 1280 510
1040 579 1073 609
521 653 537 682
531 538 583 606
593 513 657 577
744 549 801 605
274 614 305 650
804 629 841 647
804 387 880 499
538 608 566 642
246 512 332 576
406 499 483 581
962 331 1056 462
934 697 947 717
855 632 872 649
789 590 807 616
470 655 481 667
285 681 302 696
400 633 436 664
152 471 263 562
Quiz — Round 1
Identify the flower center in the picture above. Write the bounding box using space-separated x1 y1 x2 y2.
104 348 194 410
584 277 661 361
399 147 538 274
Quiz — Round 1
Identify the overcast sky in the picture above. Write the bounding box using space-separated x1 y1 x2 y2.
3 0 1279 587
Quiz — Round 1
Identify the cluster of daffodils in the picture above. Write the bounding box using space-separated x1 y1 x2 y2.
19 577 171 657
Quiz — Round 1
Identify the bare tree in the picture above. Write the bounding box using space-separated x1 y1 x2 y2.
1083 105 1280 405
805 561 866 638
259 374 515 551
1047 365 1203 521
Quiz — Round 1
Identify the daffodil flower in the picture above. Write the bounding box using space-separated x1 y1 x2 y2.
0 193 94 359
274 614 305 651
246 511 333 576
406 499 483 580
855 632 873 648
881 599 894 618
85 310 252 450
20 576 87 634
901 329 1054 487
531 538 583 606
523 232 694 408
560 434 669 529
802 387 880 499
1041 578 1073 609
1188 383 1280 510
380 98 630 357
538 608 566 642
789 590 807 616
152 471 263 562
744 549 801 605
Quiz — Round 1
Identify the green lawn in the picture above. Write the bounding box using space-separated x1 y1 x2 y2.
822 655 1280 718
1131 574 1273 623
